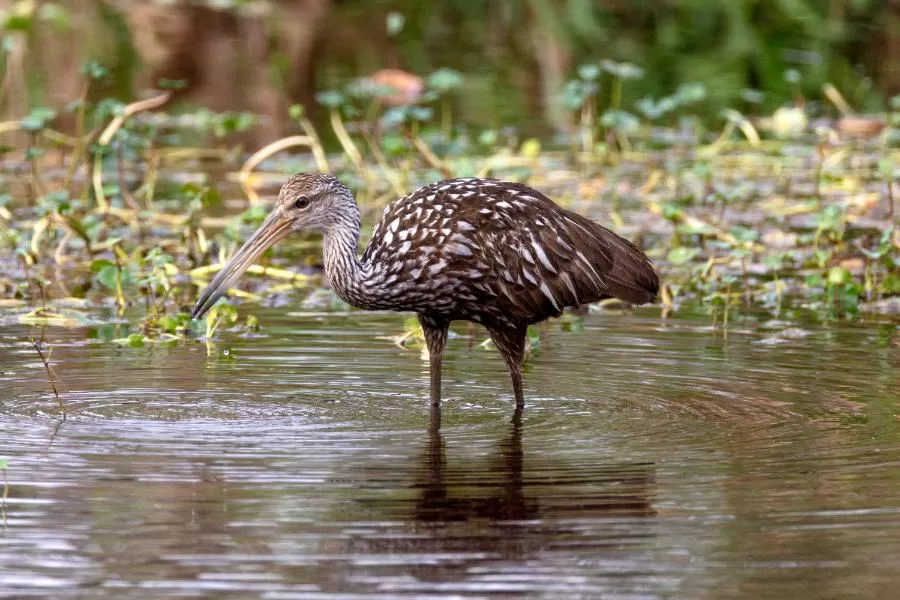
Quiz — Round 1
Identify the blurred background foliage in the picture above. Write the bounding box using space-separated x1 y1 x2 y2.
0 0 898 141
335 0 900 131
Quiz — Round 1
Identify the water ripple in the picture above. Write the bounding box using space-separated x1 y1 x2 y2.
0 311 898 598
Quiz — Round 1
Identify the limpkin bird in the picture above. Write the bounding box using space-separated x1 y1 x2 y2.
193 173 658 407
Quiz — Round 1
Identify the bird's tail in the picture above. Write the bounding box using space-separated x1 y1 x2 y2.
580 218 658 306
608 237 659 305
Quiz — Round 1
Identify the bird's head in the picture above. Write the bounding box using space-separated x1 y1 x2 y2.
192 172 354 320
274 172 355 233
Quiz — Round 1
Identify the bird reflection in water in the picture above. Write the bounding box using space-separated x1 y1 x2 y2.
410 407 542 526
318 406 657 594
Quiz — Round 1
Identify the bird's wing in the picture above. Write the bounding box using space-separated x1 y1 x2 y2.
453 182 657 322
360 178 657 321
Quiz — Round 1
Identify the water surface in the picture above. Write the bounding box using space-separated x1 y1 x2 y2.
1 308 898 598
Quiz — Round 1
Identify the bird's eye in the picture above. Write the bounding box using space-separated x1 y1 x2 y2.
293 196 310 209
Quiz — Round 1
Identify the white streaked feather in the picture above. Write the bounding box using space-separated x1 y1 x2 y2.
539 281 561 310
576 250 606 292
531 241 556 273
445 242 472 257
560 271 579 303
521 247 535 265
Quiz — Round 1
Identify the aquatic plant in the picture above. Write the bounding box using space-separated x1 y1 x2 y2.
0 47 896 358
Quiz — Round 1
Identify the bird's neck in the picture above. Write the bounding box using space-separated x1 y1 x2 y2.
321 206 383 310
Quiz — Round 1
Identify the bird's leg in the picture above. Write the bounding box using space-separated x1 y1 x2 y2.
486 323 528 408
418 315 449 407
429 401 442 433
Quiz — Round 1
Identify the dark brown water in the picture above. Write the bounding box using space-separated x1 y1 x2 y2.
1 308 898 598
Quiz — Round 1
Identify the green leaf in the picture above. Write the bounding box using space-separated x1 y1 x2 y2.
239 204 268 227
20 107 57 132
217 303 239 325
427 68 464 92
763 254 785 270
95 265 119 290
158 315 178 333
316 91 345 108
636 96 666 120
386 12 405 36
4 13 33 31
883 274 900 294
38 189 70 214
600 109 640 133
80 60 107 80
601 60 644 80
380 107 408 129
816 205 843 231
730 226 759 244
217 112 256 137
144 247 173 268
408 106 433 121
678 221 715 235
39 3 71 29
478 129 498 146
380 132 406 155
705 293 727 307
741 88 765 104
827 266 852 286
783 68 802 84
24 148 44 162
676 83 707 105
90 259 115 273
660 203 683 221
667 247 700 265
578 63 601 81
560 79 599 110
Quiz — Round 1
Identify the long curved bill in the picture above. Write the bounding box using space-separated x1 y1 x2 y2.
192 211 292 320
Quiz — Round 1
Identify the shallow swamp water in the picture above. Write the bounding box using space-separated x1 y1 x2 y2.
0 305 898 599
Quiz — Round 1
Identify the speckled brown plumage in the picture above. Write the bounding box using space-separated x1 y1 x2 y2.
193 172 659 409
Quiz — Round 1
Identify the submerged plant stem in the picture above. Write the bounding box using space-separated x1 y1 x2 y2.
28 338 65 419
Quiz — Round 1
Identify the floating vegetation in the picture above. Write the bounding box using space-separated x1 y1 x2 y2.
0 60 897 356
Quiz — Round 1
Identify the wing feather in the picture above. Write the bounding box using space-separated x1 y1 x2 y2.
454 183 657 322
364 178 658 322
